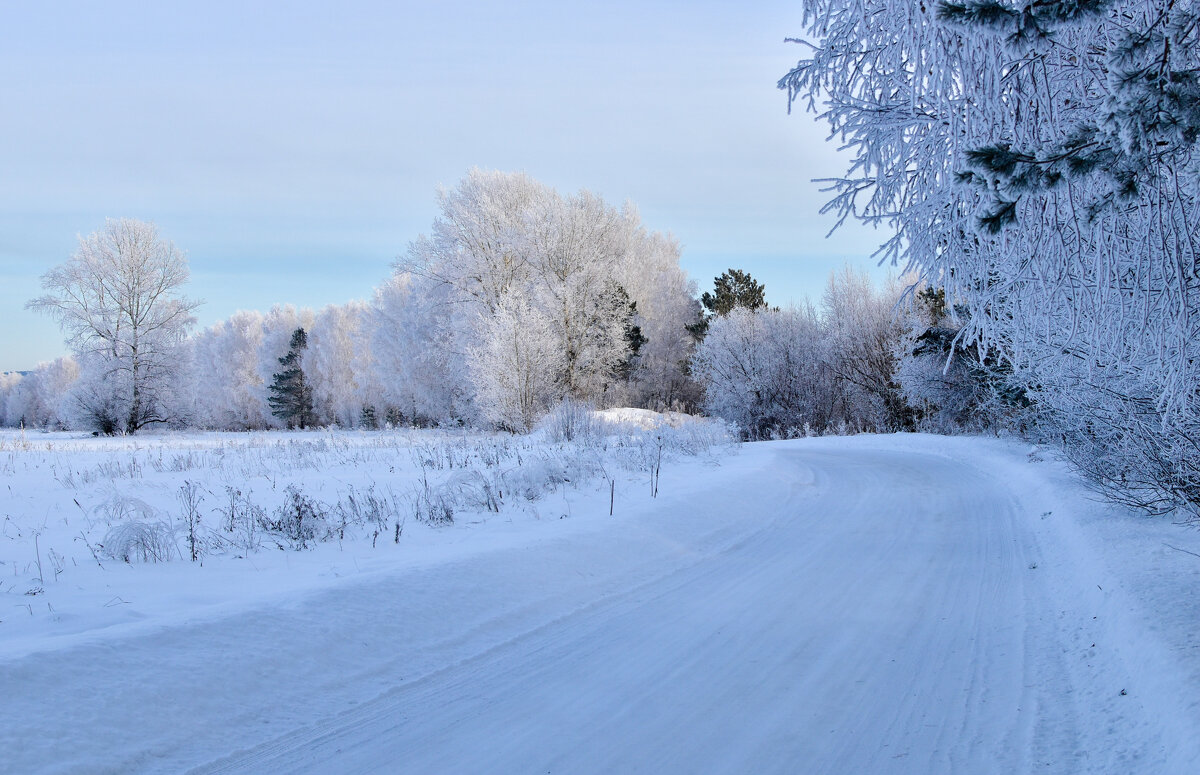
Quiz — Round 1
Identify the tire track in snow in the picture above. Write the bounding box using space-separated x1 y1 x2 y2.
5 439 1191 774
196 448 1044 774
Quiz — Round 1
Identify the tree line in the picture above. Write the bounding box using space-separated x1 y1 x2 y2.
0 172 696 433
4 170 945 440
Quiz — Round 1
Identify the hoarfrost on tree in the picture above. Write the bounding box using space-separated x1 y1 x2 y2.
781 0 1200 514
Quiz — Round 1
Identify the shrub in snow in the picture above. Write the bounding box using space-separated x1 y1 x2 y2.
101 521 176 564
260 485 325 550
661 418 738 460
331 484 400 539
94 492 160 525
177 480 205 562
691 306 835 439
539 397 601 443
409 485 454 526
499 456 576 502
443 470 502 513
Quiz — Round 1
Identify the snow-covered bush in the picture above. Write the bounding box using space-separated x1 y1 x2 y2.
690 267 914 439
409 484 455 526
539 397 602 443
261 485 326 550
330 484 400 540
101 521 175 564
691 305 835 439
443 470 502 513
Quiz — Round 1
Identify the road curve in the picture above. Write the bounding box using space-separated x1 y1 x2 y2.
192 447 1104 773
4 439 1194 774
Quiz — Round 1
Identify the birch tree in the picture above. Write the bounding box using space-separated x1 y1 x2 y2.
28 218 200 433
387 169 700 425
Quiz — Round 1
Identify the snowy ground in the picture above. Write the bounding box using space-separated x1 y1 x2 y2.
3 431 1200 773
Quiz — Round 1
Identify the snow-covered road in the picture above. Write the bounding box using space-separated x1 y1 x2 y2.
5 437 1199 773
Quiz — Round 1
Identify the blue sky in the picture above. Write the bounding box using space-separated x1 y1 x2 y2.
0 0 891 371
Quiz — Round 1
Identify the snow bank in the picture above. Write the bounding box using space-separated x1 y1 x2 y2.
594 407 697 429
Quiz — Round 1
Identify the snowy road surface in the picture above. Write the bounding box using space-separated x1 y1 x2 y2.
4 436 1199 773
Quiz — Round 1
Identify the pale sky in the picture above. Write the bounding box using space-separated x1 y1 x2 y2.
0 0 891 371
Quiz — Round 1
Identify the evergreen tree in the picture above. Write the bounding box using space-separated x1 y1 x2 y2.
702 269 767 317
690 269 768 339
268 328 315 429
612 287 648 381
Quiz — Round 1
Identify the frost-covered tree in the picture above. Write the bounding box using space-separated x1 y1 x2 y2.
268 328 315 429
371 274 474 425
1 357 79 430
188 310 268 430
781 0 1200 515
692 269 928 436
307 301 380 427
702 269 767 318
257 305 316 427
822 267 912 431
896 288 990 432
691 305 836 438
524 190 637 402
388 169 700 425
27 219 200 433
615 229 702 409
183 301 382 430
404 169 541 315
0 373 20 427
690 269 768 339
469 296 565 431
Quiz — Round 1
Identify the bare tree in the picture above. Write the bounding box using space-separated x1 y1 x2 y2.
28 218 200 433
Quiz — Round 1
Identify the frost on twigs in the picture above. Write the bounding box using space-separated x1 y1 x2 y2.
781 0 1200 517
101 521 175 564
260 485 325 550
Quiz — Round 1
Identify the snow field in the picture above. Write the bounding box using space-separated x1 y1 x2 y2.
1 432 1199 773
0 417 733 658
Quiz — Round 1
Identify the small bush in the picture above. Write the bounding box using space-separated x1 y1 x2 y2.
101 521 176 563
540 397 601 443
444 470 501 512
260 485 325 549
410 485 454 526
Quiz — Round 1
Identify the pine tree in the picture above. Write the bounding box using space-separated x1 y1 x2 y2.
611 286 647 381
702 269 767 317
268 328 315 429
690 269 768 339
